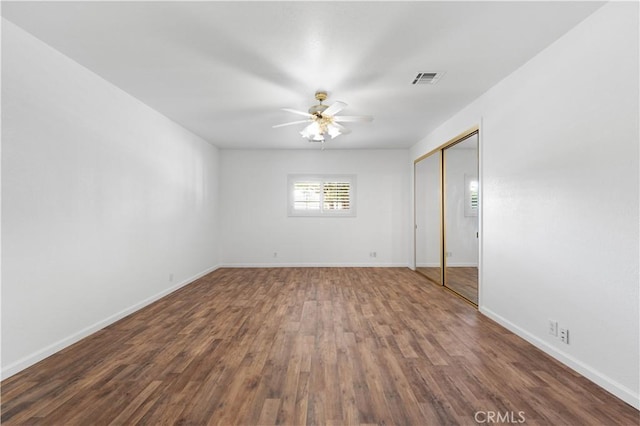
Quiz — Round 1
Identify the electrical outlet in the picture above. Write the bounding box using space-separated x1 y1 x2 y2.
548 320 558 337
273 252 278 258
169 273 174 282
560 328 569 344
445 251 452 257
370 251 377 258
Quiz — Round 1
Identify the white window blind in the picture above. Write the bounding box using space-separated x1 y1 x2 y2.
293 181 321 211
464 174 479 217
288 175 356 217
323 181 351 210
470 182 479 210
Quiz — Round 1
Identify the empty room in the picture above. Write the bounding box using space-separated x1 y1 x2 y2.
1 1 638 425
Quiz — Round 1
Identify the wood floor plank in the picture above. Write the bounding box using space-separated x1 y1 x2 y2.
256 398 280 426
1 267 638 425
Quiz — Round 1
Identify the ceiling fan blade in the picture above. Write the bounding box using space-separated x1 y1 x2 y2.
282 108 313 118
333 115 373 123
322 101 347 117
272 119 311 129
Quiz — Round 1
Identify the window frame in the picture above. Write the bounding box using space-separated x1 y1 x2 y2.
287 174 357 217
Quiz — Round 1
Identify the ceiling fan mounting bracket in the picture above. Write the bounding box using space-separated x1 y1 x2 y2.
314 91 328 102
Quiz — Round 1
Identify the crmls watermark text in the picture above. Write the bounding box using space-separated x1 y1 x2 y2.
474 411 526 424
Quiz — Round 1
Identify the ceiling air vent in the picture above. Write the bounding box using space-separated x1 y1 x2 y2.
412 72 444 85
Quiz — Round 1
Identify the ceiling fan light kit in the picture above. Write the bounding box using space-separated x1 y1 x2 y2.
273 91 372 147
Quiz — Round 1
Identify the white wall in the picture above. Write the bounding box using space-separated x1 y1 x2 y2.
219 149 409 267
410 2 639 408
1 20 220 378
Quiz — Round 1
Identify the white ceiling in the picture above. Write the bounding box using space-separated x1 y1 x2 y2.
2 1 603 150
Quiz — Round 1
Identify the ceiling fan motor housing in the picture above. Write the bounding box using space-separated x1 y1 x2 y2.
309 91 329 115
308 104 328 116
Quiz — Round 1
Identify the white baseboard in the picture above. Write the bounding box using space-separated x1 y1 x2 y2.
1 264 220 380
416 263 478 268
480 306 640 410
445 262 478 267
219 263 409 268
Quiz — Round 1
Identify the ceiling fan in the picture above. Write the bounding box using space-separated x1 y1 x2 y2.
273 91 373 143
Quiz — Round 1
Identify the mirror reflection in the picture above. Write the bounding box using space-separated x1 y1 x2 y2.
443 134 479 304
415 151 442 285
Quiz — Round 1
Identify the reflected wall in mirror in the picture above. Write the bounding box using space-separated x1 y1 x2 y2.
443 133 479 304
414 151 442 285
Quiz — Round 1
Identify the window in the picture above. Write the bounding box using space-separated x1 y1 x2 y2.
288 175 356 217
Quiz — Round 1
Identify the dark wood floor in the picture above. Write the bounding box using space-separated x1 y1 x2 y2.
2 268 638 425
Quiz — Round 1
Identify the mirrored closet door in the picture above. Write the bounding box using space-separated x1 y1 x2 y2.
443 133 478 304
414 151 442 285
414 129 479 305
